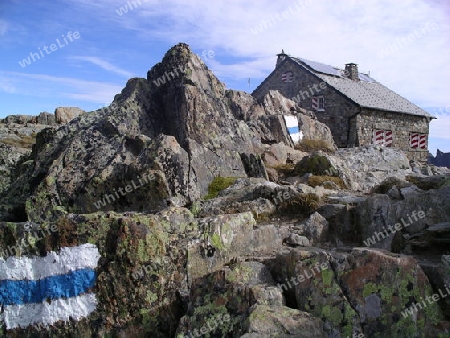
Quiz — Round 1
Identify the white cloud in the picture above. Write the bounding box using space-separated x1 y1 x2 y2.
71 0 449 107
3 0 449 127
0 71 123 104
69 56 134 78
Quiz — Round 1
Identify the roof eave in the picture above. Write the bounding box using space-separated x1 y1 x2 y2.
361 106 436 119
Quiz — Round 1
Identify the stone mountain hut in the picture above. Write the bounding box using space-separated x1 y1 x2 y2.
252 50 435 162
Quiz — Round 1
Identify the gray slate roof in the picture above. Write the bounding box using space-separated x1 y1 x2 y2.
290 57 434 118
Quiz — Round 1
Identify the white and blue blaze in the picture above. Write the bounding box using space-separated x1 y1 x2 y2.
0 243 100 329
284 115 303 143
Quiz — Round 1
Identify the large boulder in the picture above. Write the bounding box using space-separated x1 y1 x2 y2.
291 145 414 193
32 112 57 125
297 109 336 149
54 107 85 124
246 90 297 147
177 262 326 337
269 247 446 337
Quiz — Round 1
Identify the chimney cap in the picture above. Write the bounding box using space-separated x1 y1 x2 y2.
345 62 358 66
345 63 359 81
277 49 287 56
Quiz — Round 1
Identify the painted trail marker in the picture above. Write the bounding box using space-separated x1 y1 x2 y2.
0 243 100 330
284 115 303 143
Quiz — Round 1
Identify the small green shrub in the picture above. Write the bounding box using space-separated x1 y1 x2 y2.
295 139 334 153
308 175 345 189
204 176 238 200
277 193 320 215
293 154 335 177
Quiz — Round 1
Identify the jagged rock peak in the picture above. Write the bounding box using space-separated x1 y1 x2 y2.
146 43 225 97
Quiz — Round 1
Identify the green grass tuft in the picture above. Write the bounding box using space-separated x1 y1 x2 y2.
308 175 345 189
204 176 238 200
295 139 335 153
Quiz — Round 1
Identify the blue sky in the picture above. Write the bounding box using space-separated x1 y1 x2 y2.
0 0 449 154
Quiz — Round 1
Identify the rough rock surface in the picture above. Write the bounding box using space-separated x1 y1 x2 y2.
0 144 22 194
54 106 85 124
297 109 336 149
0 43 449 337
1 44 301 223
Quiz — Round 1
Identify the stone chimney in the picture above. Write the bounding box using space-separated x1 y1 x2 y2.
276 49 288 68
345 63 359 81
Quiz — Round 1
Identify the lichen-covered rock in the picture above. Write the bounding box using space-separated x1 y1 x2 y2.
314 145 414 192
285 233 311 247
240 153 269 179
177 261 326 337
270 247 446 337
0 207 198 337
242 304 326 337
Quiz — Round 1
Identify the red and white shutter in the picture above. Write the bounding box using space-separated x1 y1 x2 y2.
312 97 318 110
410 133 419 148
385 130 393 147
373 129 384 145
419 134 427 149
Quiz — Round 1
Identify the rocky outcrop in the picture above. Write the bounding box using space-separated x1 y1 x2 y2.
0 107 86 220
429 149 450 168
0 44 299 223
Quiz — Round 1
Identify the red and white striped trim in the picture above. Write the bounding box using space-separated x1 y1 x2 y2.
385 130 393 147
410 133 419 148
419 134 427 149
410 133 427 149
312 97 318 110
373 129 384 145
372 129 393 147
